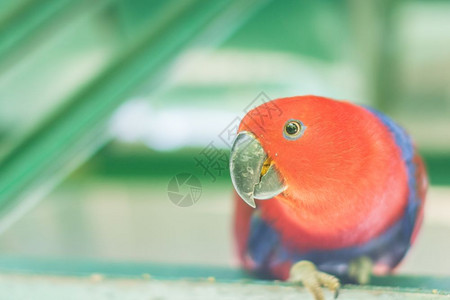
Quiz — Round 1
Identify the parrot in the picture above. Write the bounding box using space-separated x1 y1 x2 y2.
229 95 427 300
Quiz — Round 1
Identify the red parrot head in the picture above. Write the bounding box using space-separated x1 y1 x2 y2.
230 95 414 249
230 95 406 214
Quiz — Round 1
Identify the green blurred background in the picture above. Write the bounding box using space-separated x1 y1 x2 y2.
0 0 449 285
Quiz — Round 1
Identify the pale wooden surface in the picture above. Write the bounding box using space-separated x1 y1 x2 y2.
0 273 448 300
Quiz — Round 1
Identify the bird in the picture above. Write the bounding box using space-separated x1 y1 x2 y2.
229 95 427 300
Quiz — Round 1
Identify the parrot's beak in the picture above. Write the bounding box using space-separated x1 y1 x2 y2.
229 131 287 208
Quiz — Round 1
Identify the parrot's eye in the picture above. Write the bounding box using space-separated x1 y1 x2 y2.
283 119 305 140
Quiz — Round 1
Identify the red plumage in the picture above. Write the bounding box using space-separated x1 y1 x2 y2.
232 95 427 279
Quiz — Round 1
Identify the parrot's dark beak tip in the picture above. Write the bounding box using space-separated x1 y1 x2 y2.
240 194 257 208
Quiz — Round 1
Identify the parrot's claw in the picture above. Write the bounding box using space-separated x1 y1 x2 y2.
348 256 373 285
288 260 340 300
